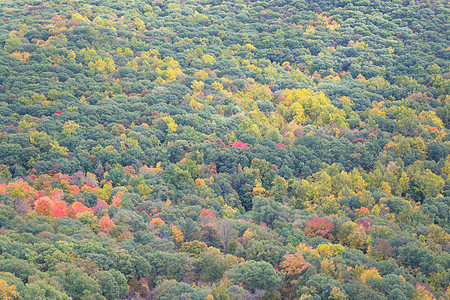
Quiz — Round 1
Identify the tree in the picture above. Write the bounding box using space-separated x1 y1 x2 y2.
98 215 115 233
23 280 71 300
216 219 237 254
337 221 369 251
98 270 128 300
0 279 19 300
226 260 282 292
34 197 52 216
360 268 382 285
171 225 184 244
279 252 310 284
270 176 289 202
304 217 334 239
197 249 228 282
152 280 208 300
305 273 347 299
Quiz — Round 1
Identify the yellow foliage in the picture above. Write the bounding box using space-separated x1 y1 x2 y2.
172 225 184 244
189 99 203 110
195 178 206 187
0 279 19 300
329 287 347 300
360 268 382 285
320 258 337 278
380 182 392 196
11 51 30 63
134 18 146 31
212 81 224 91
72 13 90 23
191 80 205 92
62 120 81 136
253 180 269 197
316 243 345 257
137 181 153 196
202 54 216 65
296 243 320 257
279 89 347 127
163 116 178 133
242 228 253 239
194 70 209 78
67 50 76 59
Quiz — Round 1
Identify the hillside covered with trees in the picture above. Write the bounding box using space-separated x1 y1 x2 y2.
0 0 449 299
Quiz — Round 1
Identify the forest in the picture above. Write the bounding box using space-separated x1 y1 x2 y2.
0 0 449 299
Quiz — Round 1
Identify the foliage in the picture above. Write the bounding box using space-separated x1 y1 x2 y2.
0 0 448 298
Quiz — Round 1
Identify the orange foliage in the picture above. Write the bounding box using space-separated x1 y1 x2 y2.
200 208 216 219
11 51 31 63
66 202 91 219
111 191 123 208
34 197 52 216
280 252 310 276
150 217 165 228
69 185 80 194
99 215 115 233
118 231 134 241
53 201 67 211
354 206 371 219
50 207 67 217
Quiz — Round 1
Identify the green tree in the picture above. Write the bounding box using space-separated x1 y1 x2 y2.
226 260 282 292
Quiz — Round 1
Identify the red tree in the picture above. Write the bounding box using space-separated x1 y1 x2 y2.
304 217 334 239
34 197 52 216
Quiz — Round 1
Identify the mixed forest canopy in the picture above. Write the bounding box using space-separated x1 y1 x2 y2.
0 0 449 299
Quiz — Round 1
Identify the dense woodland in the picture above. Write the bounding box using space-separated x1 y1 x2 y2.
0 0 449 299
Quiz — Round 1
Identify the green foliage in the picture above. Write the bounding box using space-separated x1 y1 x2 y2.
226 260 282 292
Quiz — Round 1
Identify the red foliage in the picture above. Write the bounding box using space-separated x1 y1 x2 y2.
199 225 222 248
50 208 67 217
415 283 430 292
371 239 393 260
200 208 215 219
277 143 287 149
304 217 334 239
53 201 67 211
231 141 249 148
55 110 62 114
34 197 52 216
357 218 372 230
33 190 46 200
237 219 251 224
66 202 90 219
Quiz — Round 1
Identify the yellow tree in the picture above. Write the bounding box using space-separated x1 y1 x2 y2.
360 267 382 285
202 54 216 65
0 279 19 300
62 120 80 136
172 225 184 244
163 116 178 133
